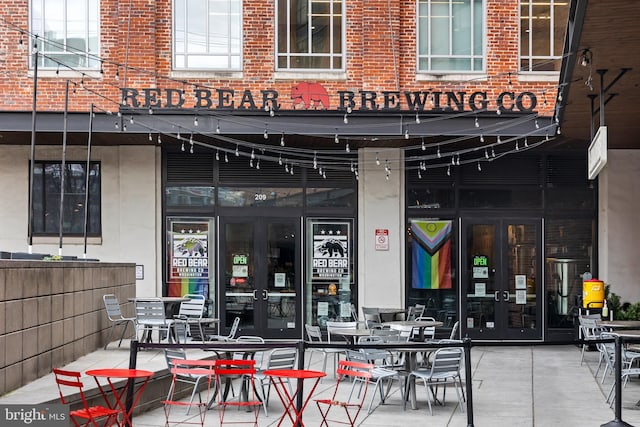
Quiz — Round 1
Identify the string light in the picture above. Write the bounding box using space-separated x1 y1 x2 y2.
376 153 380 166
250 148 255 160
290 165 294 175
491 147 496 157
535 119 539 129
343 114 349 124
480 134 484 143
404 129 409 139
249 158 254 168
437 145 441 158
278 154 283 165
148 107 153 115
475 117 479 128
194 116 198 127
334 134 339 144
263 128 268 139
216 121 220 133
256 159 260 169
157 134 162 144
515 140 519 151
477 162 482 171
313 152 318 169
345 143 350 153
235 145 239 156
216 150 220 161
148 132 152 142
224 152 229 162
421 138 426 151
524 137 528 147
129 115 134 124
485 148 489 159
415 112 421 124
181 141 185 152
417 169 422 179
280 133 285 146
557 126 561 135
447 165 451 176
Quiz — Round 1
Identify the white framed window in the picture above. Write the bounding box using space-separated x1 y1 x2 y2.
520 0 569 72
417 0 484 73
30 0 100 69
276 0 344 71
173 0 242 70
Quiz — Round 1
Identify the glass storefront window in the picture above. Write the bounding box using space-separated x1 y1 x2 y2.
545 218 594 329
407 188 455 209
407 219 458 331
218 187 303 207
459 189 542 208
546 187 595 209
305 218 355 328
166 186 215 207
306 187 356 208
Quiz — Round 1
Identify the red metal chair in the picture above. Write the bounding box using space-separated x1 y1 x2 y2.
52 368 122 427
214 359 263 426
162 362 215 427
315 360 374 426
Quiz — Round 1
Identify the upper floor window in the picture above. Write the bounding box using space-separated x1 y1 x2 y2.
417 0 484 72
32 161 101 236
30 0 100 69
520 0 569 72
173 0 242 70
276 0 344 70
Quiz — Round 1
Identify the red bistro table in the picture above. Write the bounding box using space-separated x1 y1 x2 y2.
86 368 153 427
264 369 326 427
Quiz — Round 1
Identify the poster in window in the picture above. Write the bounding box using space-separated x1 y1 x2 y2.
410 220 453 289
167 219 211 298
310 220 350 281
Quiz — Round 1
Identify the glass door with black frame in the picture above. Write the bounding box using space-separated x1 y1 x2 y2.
461 218 542 340
219 217 301 339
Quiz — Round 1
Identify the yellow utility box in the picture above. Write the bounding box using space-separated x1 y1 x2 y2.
583 279 604 309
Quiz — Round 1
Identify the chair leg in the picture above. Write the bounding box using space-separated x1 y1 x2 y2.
104 325 116 350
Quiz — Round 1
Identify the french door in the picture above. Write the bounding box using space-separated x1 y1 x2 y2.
218 216 301 339
461 218 542 340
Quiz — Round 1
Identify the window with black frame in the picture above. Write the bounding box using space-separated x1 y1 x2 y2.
31 161 101 235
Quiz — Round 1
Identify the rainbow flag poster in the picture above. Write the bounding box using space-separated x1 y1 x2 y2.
411 220 452 289
167 220 210 298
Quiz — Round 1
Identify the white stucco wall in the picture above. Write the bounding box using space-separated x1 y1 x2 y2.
357 148 405 310
0 144 160 297
598 149 640 303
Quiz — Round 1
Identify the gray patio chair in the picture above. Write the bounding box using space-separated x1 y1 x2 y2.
409 346 465 415
134 298 175 343
305 324 343 376
102 294 136 350
253 347 298 416
164 349 211 415
207 316 240 342
345 349 401 414
172 294 211 343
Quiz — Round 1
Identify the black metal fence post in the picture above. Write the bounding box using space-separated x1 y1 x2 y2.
601 334 633 427
463 337 474 427
295 339 306 427
125 339 139 427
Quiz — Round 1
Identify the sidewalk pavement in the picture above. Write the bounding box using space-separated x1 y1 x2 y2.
4 341 640 426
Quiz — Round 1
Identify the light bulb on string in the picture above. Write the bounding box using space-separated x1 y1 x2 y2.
216 121 220 133
115 67 119 81
224 153 229 163
148 133 152 142
177 130 181 140
280 133 285 146
216 150 220 161
480 134 484 143
189 133 193 145
355 170 359 180
524 137 528 147
322 170 326 179
18 33 25 50
347 105 353 114
437 146 441 158
285 163 289 173
189 143 194 154
235 145 239 156
194 116 198 127
496 108 502 115
157 134 162 144
491 147 496 157
477 162 482 171
404 129 409 139
475 117 479 128
545 133 549 141
343 114 349 124
375 153 380 166
415 112 421 124
319 167 323 176
278 154 283 165
335 134 339 144
251 148 255 160
456 155 460 166
421 138 426 151
515 140 519 151
350 162 355 172
497 135 501 144
263 128 268 139
557 126 561 135
114 121 119 129
181 141 185 152
447 165 451 176
535 119 539 129
148 107 153 115
122 123 127 131
249 158 254 168
345 143 350 153
256 159 260 170
485 148 489 159
130 115 134 124
290 165 294 175
180 89 185 101
313 153 318 169
451 156 455 165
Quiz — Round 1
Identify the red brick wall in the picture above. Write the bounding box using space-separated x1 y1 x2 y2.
0 0 558 116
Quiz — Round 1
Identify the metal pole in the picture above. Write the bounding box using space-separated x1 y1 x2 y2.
58 81 69 256
463 337 474 427
27 36 39 254
597 69 607 127
125 340 139 427
83 105 94 258
601 335 634 427
296 340 305 427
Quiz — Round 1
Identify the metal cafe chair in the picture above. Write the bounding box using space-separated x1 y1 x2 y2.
134 298 175 343
102 294 136 350
53 368 122 427
315 360 374 426
163 349 212 415
163 361 215 427
214 359 263 426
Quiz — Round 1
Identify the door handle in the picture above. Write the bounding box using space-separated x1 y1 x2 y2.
252 290 258 300
494 291 500 302
503 291 509 301
262 290 268 301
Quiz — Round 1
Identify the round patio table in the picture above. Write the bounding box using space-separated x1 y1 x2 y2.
264 369 326 426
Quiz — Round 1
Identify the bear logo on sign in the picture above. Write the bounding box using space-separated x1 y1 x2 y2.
291 82 330 110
